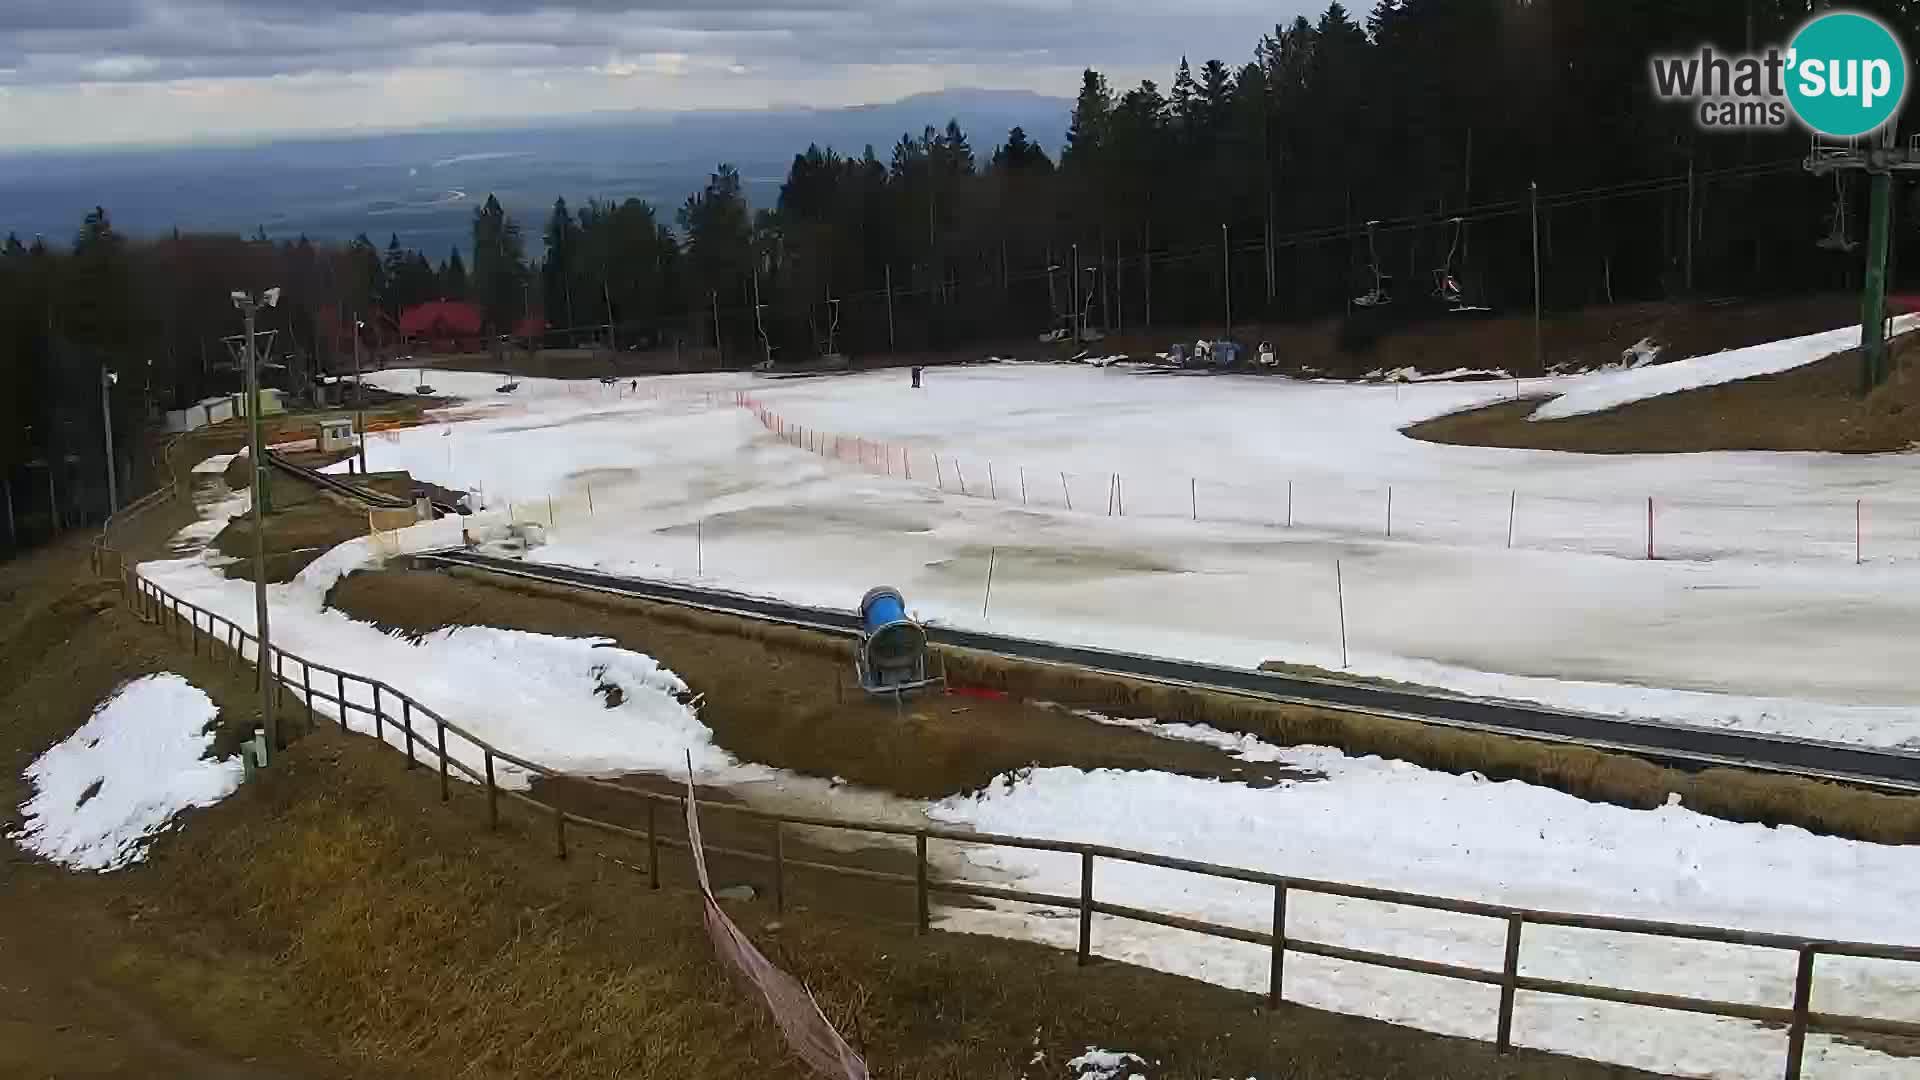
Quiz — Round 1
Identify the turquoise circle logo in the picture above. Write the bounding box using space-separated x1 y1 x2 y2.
1786 11 1908 137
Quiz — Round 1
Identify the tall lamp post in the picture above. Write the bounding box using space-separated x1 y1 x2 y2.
99 367 119 514
352 315 367 473
232 286 282 754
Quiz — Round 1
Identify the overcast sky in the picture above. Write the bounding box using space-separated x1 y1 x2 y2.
0 0 1309 149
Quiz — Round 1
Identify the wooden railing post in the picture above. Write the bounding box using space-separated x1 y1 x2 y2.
647 800 660 890
484 750 498 829
436 722 449 802
402 697 416 768
773 821 786 914
1078 851 1094 966
1497 913 1524 1053
914 833 929 934
372 685 384 740
302 663 314 730
1784 947 1816 1080
336 673 347 729
554 806 567 860
1268 883 1287 1009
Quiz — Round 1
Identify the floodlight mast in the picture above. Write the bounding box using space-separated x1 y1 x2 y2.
231 288 280 756
352 315 367 472
99 367 118 513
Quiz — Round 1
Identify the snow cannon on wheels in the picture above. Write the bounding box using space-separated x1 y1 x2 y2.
855 586 944 703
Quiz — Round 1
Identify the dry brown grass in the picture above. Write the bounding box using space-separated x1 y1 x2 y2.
342 568 1306 797
1409 330 1920 453
383 568 1920 843
936 647 1920 844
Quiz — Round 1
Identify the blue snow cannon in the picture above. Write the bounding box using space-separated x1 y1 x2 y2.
855 586 943 699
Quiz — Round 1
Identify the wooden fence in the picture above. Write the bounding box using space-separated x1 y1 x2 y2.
116 557 1920 1080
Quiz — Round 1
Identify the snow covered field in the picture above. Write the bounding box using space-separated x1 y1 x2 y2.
11 673 242 871
929 721 1920 1078
131 403 1920 1077
336 348 1920 749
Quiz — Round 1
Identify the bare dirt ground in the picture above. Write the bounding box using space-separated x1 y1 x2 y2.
1411 331 1920 453
0 534 1668 1080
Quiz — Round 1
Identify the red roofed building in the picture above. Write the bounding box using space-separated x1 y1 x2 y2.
398 301 547 353
399 300 485 353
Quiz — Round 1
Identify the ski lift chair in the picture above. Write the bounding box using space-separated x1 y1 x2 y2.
1817 173 1860 253
1431 217 1469 308
1353 220 1394 307
854 586 944 701
1353 275 1394 308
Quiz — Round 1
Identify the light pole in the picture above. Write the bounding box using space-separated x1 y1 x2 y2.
99 367 118 514
1222 223 1232 335
351 315 367 473
232 286 281 755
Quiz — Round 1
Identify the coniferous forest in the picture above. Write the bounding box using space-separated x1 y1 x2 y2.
5 0 1917 545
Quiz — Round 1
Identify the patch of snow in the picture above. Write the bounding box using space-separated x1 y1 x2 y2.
1532 316 1919 420
1618 336 1662 369
11 674 242 872
1370 366 1512 383
1066 1048 1150 1079
930 736 1920 1079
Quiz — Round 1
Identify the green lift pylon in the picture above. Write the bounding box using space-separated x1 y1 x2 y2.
1860 170 1892 392
1807 132 1919 394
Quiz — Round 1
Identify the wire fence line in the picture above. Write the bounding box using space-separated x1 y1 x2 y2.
89 477 1920 1080
728 389 1917 566
338 374 1912 568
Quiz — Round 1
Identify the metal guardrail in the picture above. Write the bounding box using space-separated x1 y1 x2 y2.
263 450 412 509
413 550 1920 794
120 560 1920 1080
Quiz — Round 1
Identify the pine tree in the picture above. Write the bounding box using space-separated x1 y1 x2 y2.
1062 69 1113 169
340 233 381 318
381 234 410 312
677 166 752 329
1170 58 1199 133
439 248 468 299
937 120 976 178
991 127 1054 174
65 207 131 350
542 197 578 331
469 194 527 332
1199 59 1233 131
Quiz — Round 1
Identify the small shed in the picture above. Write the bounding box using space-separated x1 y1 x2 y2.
318 418 357 453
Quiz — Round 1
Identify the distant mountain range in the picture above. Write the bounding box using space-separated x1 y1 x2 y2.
0 89 1070 258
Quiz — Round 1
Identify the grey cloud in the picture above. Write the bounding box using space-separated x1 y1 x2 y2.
2 0 1241 88
4 0 140 31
